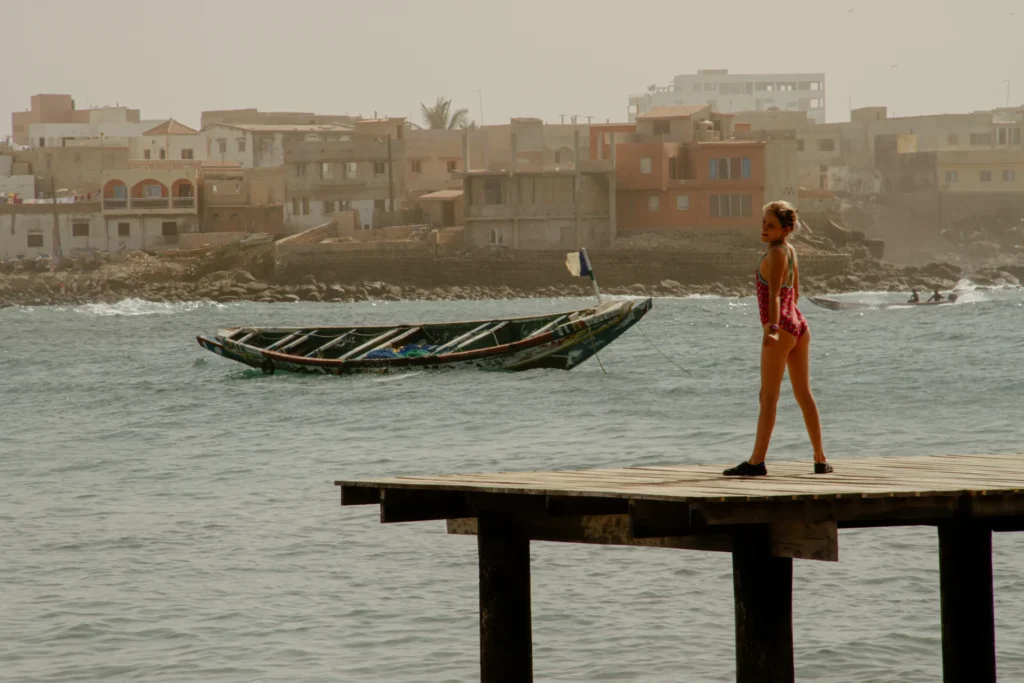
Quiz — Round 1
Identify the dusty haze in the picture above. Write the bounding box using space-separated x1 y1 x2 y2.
4 0 1021 131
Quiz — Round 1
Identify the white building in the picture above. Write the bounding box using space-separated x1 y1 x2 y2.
27 121 164 149
201 123 353 169
630 69 826 124
129 119 206 162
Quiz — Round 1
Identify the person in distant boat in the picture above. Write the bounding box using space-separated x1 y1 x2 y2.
948 292 959 303
927 288 944 303
724 201 832 477
907 289 920 303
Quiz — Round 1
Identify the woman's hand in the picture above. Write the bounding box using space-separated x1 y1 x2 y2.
763 324 780 346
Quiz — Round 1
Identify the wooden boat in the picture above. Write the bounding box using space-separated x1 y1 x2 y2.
809 296 955 311
196 297 653 375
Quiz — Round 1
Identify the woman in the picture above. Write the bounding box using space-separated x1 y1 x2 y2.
724 201 832 476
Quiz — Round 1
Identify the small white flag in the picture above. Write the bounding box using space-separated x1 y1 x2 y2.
565 249 593 278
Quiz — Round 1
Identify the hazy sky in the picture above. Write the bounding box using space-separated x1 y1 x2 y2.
4 0 1022 134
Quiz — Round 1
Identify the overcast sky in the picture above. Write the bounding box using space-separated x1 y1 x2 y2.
4 0 1022 134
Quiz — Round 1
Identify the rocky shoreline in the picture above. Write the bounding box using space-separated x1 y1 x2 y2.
1 254 1021 309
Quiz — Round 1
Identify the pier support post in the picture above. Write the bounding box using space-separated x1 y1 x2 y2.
732 526 794 683
938 521 996 683
478 516 532 683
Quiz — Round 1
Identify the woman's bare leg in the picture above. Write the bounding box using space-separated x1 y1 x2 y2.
748 332 797 465
786 331 826 462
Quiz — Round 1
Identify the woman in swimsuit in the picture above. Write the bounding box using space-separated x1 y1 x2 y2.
724 201 832 476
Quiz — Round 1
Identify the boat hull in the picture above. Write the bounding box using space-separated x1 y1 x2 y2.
809 296 955 311
197 298 652 375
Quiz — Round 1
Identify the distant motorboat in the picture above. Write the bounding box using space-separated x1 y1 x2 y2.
809 296 955 311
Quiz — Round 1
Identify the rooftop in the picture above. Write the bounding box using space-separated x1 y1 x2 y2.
636 105 710 120
419 189 464 201
143 119 200 136
207 123 354 133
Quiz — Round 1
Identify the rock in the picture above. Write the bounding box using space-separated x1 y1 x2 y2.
245 282 270 293
233 270 257 284
281 294 300 303
302 274 318 286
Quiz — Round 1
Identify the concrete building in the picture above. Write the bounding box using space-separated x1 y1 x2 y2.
630 70 826 124
13 145 130 196
202 123 353 169
462 127 615 251
283 118 406 230
11 94 140 146
129 120 205 162
202 167 286 234
100 168 200 247
0 152 35 200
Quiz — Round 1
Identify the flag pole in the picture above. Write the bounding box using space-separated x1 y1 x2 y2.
581 248 601 304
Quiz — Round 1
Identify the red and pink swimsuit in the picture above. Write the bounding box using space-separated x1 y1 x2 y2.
756 247 808 338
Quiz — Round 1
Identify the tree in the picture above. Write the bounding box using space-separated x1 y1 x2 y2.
421 97 470 130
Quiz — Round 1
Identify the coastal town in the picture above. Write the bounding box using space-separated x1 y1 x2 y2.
2 69 1023 306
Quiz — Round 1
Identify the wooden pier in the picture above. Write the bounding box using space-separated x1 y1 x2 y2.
336 453 1024 682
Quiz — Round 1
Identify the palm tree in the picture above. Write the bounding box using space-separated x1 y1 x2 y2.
421 97 471 130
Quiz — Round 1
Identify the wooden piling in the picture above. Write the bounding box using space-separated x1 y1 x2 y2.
478 515 533 683
938 521 996 683
732 526 794 683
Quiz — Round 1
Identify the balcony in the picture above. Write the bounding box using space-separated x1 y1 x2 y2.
172 196 195 209
103 198 128 210
133 197 170 209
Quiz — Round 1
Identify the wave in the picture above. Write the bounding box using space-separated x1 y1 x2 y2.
72 299 213 317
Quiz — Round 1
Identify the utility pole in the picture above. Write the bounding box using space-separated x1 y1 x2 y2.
473 89 484 126
50 176 62 270
386 133 395 215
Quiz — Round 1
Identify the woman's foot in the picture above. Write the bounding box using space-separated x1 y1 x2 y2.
813 461 833 474
723 461 767 477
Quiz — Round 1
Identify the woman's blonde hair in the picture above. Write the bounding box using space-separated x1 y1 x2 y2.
763 200 799 232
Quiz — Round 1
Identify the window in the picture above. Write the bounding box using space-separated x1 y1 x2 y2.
710 194 753 217
817 138 835 152
796 139 804 152
971 133 993 146
218 139 227 154
410 160 422 173
741 158 752 178
640 157 652 174
755 82 770 91
944 170 958 183
72 221 90 237
948 134 959 146
373 161 387 175
302 197 310 215
708 158 751 180
652 120 671 135
998 128 1008 145
703 83 717 91
344 162 357 179
484 178 504 205
237 139 246 153
178 148 193 160
1013 128 1023 145
320 162 333 180
1003 170 1016 182
323 200 335 214
161 222 177 236
489 227 504 245
295 163 307 177
292 198 300 215
819 165 829 173
118 222 130 237
668 157 680 180
143 183 162 198
27 233 44 247
647 195 660 212
980 171 992 183
447 160 458 173
159 148 166 160
675 194 690 211
374 199 387 211
721 82 747 95
144 150 151 160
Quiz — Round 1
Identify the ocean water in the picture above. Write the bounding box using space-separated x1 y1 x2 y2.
2 289 1023 682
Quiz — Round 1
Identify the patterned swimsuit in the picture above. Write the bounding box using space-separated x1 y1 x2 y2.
756 246 808 339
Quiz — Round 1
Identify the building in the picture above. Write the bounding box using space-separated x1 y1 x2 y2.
202 167 286 234
129 119 205 162
0 151 35 200
283 118 406 230
13 145 130 195
609 105 787 231
100 168 200 247
11 94 140 146
462 128 615 251
202 123 353 169
630 70 826 125
200 108 360 130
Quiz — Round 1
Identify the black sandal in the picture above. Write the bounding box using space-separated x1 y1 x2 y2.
814 462 834 474
723 461 767 477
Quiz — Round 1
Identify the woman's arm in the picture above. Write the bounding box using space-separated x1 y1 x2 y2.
765 246 786 334
792 247 800 303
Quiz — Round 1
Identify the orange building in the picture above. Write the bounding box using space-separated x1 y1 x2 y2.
610 106 767 231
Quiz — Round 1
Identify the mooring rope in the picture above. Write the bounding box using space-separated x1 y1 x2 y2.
582 319 608 375
636 323 687 373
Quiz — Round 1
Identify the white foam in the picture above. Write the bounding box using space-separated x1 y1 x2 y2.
72 298 211 317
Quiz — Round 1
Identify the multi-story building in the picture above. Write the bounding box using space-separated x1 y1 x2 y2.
13 145 130 196
283 118 406 230
630 70 826 125
462 129 615 250
202 167 286 234
608 105 793 231
100 168 200 247
129 120 205 162
11 93 140 146
202 123 352 169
